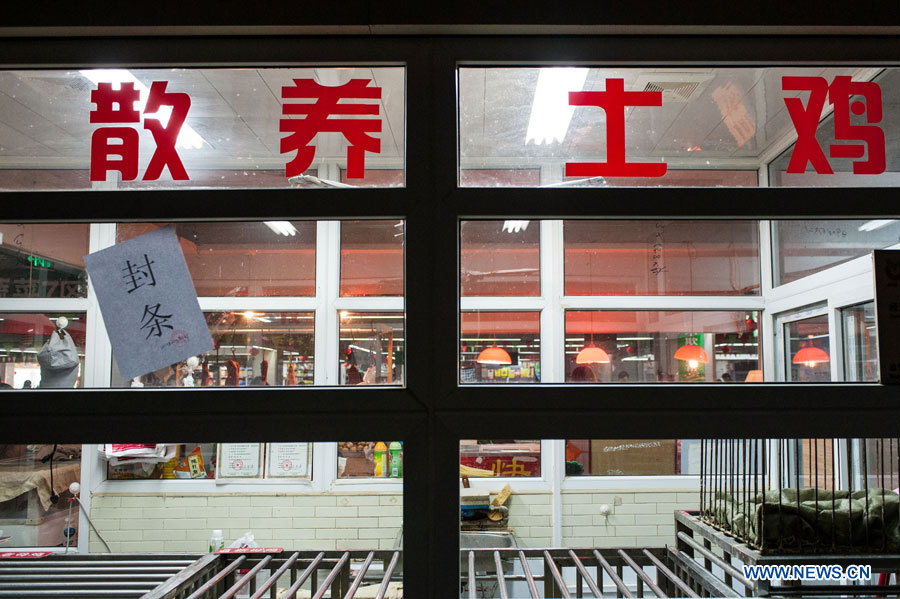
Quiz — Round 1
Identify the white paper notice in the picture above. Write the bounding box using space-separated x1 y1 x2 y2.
83 226 214 380
219 443 261 478
267 443 310 477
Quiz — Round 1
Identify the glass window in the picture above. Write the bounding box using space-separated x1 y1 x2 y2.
565 310 760 383
461 220 540 296
112 311 314 387
105 443 217 480
0 67 405 190
0 312 86 389
564 439 700 476
337 441 403 479
117 222 316 297
0 224 89 298
842 302 879 382
564 220 760 296
772 220 900 286
0 444 81 547
458 66 882 187
339 312 404 385
784 314 831 382
340 220 404 297
460 440 541 477
460 312 541 384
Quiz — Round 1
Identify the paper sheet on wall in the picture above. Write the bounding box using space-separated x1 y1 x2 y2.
219 443 261 477
83 225 214 380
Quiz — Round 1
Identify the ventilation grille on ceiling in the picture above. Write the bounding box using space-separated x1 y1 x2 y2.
632 72 714 103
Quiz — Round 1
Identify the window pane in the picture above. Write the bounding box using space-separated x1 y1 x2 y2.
339 312 404 386
0 312 86 389
0 67 405 190
785 314 831 382
458 66 883 188
112 311 314 387
772 219 900 286
337 441 403 479
117 222 316 297
842 303 879 382
564 439 700 476
460 440 541 477
0 224 89 298
460 312 541 384
340 220 404 297
461 220 540 296
565 220 760 296
0 444 81 547
106 443 217 480
565 310 760 383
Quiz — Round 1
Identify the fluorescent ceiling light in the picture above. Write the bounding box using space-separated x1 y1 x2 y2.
264 221 298 236
858 219 896 232
502 220 530 233
525 68 589 145
80 69 206 150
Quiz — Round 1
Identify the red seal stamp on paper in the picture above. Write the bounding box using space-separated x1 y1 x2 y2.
170 330 189 346
231 459 243 470
280 459 293 471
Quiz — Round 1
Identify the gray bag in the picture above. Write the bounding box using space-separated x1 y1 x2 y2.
37 330 79 371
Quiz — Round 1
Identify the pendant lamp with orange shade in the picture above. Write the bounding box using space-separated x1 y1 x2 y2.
576 312 611 364
792 346 830 368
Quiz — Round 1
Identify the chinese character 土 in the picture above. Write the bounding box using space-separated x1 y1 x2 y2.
566 78 667 178
783 76 885 175
90 81 191 182
140 303 174 340
122 254 156 293
280 79 382 179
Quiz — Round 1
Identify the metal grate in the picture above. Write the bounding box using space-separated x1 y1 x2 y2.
0 553 202 598
144 550 401 599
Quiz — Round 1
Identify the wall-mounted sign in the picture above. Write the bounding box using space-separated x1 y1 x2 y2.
26 255 52 268
217 443 262 478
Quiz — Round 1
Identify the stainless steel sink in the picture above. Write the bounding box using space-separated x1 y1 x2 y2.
460 531 519 573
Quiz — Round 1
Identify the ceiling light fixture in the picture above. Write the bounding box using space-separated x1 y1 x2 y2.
576 345 610 364
502 220 530 233
792 346 830 368
525 68 589 145
476 346 513 365
674 342 709 370
264 221 298 236
79 69 206 150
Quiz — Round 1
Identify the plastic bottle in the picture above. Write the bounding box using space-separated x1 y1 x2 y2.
373 442 388 477
209 529 224 552
389 441 403 478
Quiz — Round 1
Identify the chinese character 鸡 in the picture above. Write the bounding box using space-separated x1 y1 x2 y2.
90 81 191 182
280 79 382 179
566 78 667 178
140 303 174 340
783 76 885 175
122 254 156 293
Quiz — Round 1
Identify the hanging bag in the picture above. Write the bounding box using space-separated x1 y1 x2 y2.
37 330 78 371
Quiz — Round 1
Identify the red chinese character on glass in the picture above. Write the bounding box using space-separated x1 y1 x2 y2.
566 78 667 178
783 76 885 175
90 81 192 182
280 79 382 179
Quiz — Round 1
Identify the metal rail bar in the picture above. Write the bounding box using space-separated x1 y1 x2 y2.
220 555 273 599
0 567 186 574
768 585 900 595
617 549 665 598
543 551 570 599
592 550 634 599
184 555 246 599
314 553 351 599
493 551 509 599
468 551 476 599
0 560 196 567
0 581 160 589
375 551 400 599
665 548 739 598
281 552 325 599
676 530 750 588
641 549 698 598
344 551 375 599
250 552 299 599
517 550 540 599
0 574 173 582
567 550 602 598
0 591 145 597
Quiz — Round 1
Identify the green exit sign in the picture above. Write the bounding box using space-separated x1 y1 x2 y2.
27 255 52 269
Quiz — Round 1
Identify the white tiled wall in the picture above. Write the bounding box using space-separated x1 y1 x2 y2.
88 493 403 553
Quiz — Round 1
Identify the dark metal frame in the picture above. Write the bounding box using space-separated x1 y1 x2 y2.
0 32 899 599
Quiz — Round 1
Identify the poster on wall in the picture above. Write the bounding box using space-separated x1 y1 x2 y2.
266 443 310 478
218 443 262 478
873 250 900 384
83 226 214 380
